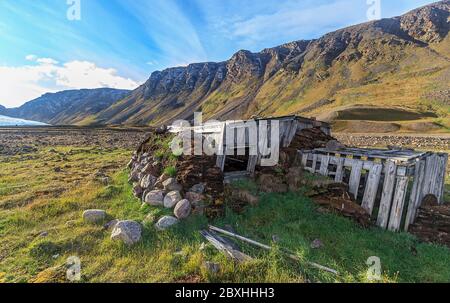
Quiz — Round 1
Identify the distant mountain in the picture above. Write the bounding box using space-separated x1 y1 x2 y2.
0 115 48 126
92 0 449 132
2 1 448 132
2 88 131 125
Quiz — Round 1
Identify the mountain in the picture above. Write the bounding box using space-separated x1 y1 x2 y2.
2 1 449 132
92 0 449 132
0 115 48 126
2 88 131 125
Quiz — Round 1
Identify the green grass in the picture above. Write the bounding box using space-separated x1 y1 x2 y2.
0 147 449 283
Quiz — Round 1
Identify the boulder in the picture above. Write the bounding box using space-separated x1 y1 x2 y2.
142 162 161 176
83 209 106 224
163 178 183 192
164 191 182 208
111 220 142 245
133 183 143 198
155 216 179 231
174 199 191 219
190 183 205 194
103 219 119 230
154 173 170 189
140 174 156 190
144 190 165 206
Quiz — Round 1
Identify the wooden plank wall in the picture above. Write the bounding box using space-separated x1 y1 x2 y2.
299 151 448 232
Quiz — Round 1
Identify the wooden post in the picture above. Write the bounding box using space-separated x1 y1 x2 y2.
301 152 308 168
247 155 258 175
361 163 383 215
335 157 345 183
319 155 330 176
377 160 397 229
439 155 448 204
388 175 409 232
349 160 363 199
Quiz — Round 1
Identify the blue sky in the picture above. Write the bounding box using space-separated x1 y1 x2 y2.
0 0 436 107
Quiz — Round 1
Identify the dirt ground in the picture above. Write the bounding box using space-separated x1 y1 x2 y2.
0 126 148 155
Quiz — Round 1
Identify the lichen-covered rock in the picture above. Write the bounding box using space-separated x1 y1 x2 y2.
144 190 165 206
164 191 182 208
82 209 106 224
163 178 183 192
190 183 205 194
133 183 143 198
155 216 179 230
140 174 156 190
111 220 142 245
174 199 191 219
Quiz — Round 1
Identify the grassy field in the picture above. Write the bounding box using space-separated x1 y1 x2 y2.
1 146 449 283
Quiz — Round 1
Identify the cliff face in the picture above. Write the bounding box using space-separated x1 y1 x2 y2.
93 1 449 128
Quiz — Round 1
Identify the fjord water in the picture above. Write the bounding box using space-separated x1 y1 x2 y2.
0 115 48 126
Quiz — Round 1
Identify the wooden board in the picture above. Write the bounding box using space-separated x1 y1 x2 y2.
334 157 345 182
348 160 363 199
319 155 330 176
361 163 383 215
404 160 424 231
388 176 409 232
376 161 397 229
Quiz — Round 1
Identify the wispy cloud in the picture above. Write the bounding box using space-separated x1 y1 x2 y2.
118 0 208 66
0 56 139 108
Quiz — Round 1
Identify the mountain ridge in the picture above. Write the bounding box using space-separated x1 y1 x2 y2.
3 1 449 132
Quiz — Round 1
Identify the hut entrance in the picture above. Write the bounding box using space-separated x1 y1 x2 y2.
223 147 251 173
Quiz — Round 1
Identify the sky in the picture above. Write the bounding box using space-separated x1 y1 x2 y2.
0 0 437 108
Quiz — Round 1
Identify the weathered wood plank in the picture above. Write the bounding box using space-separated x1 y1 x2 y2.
376 161 397 229
404 160 425 231
388 176 409 232
348 160 363 199
301 152 309 168
361 163 383 215
247 155 258 174
334 157 345 183
439 155 448 204
319 155 330 176
311 154 318 173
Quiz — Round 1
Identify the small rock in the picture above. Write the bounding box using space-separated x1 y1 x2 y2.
311 239 323 249
164 191 182 208
190 183 205 194
154 173 170 189
99 177 110 186
155 216 179 231
203 261 220 274
140 174 156 190
132 183 143 198
174 199 191 219
163 178 183 192
65 220 77 227
83 209 106 224
144 190 165 206
111 220 142 246
38 231 49 238
54 167 62 173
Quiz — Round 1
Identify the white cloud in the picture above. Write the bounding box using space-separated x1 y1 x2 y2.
0 58 140 108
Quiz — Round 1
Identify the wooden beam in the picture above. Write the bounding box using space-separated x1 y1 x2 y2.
377 161 397 229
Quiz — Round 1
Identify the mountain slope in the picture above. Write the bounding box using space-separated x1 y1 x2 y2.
94 0 449 132
2 88 131 125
